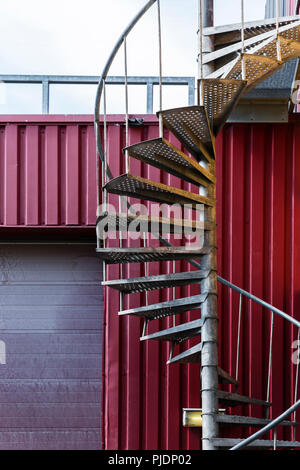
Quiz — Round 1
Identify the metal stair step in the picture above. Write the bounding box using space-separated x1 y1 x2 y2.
255 35 300 63
140 319 203 343
280 21 300 44
198 79 247 135
96 245 213 264
168 353 240 389
167 342 202 364
224 53 282 91
203 17 300 67
97 212 215 236
119 294 208 320
104 173 215 208
217 390 271 408
217 414 298 428
212 438 300 449
124 137 215 187
157 106 215 162
102 269 210 293
217 367 239 387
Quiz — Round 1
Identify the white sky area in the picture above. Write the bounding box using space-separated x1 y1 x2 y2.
0 0 267 114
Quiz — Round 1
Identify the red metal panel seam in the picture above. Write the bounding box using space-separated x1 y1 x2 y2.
65 125 80 225
25 126 40 225
45 126 59 225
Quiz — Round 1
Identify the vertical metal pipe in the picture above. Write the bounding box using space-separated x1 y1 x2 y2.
42 80 50 114
146 82 154 114
119 196 124 312
198 0 204 106
157 0 164 137
200 0 218 452
103 80 108 212
273 428 277 450
202 0 214 77
173 259 176 327
293 328 300 440
124 37 129 173
266 312 274 419
198 0 204 80
276 0 282 62
102 79 108 282
235 294 242 386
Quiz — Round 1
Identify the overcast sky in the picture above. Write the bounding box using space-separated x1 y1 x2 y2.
0 0 266 114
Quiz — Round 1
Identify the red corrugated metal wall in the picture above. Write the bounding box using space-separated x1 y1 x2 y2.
102 116 300 450
1 114 300 450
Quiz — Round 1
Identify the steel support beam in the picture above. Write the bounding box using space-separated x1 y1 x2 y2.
200 0 218 451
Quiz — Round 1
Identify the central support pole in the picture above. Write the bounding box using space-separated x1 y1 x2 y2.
199 0 219 451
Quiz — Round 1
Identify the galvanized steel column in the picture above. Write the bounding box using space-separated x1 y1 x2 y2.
200 0 219 451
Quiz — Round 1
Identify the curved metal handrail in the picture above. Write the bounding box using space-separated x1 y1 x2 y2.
94 0 158 207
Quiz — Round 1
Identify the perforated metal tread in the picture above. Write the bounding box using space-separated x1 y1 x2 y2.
104 173 215 208
198 79 247 135
141 318 203 343
280 21 300 43
217 390 271 408
225 53 282 91
157 106 215 162
167 342 202 364
96 245 213 264
119 294 208 320
212 438 300 449
124 137 216 187
216 414 298 428
97 211 215 235
102 269 210 293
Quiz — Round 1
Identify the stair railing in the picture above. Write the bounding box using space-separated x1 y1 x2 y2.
95 0 300 451
94 0 159 245
217 276 300 450
230 399 300 451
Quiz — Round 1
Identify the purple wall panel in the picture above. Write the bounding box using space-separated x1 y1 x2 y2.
0 244 102 450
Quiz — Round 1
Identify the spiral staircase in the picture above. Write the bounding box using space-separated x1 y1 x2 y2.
95 1 300 450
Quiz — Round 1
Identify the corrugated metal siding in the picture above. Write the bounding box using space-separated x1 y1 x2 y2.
0 116 97 227
2 114 300 449
265 0 298 17
102 117 300 449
